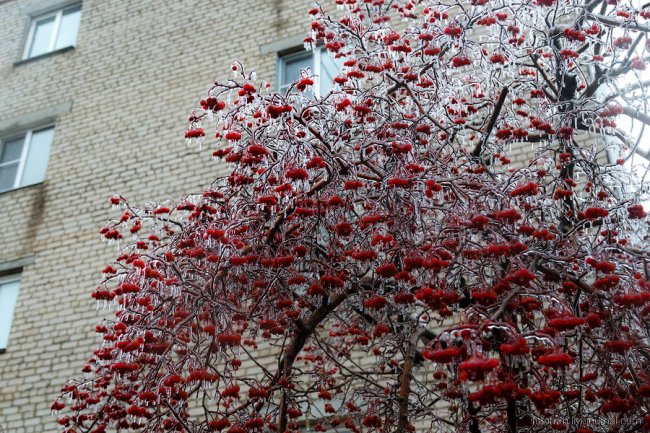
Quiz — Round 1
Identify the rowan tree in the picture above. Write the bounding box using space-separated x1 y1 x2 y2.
55 1 650 432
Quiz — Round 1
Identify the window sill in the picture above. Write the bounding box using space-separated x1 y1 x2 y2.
13 45 75 67
0 182 44 196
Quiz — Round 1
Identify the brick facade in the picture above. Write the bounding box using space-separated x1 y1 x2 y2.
0 1 330 430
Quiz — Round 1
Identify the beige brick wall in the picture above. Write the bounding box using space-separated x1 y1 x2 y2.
0 1 333 431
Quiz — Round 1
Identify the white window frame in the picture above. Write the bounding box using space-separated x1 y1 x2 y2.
0 274 21 351
22 3 81 60
278 46 338 97
278 49 312 94
0 125 54 192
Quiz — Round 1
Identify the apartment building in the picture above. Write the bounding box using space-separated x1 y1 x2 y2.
0 1 339 431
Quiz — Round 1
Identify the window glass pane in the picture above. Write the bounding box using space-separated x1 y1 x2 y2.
0 137 24 164
20 127 54 187
0 279 20 349
0 163 19 191
281 52 313 91
28 16 55 58
54 5 82 50
319 52 340 95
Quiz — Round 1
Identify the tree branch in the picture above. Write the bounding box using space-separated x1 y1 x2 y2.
472 87 509 158
275 289 353 433
622 105 650 127
586 12 650 32
397 330 419 431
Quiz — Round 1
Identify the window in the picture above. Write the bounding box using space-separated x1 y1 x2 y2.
278 46 340 97
298 399 352 433
0 126 55 192
0 275 21 351
23 4 82 59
